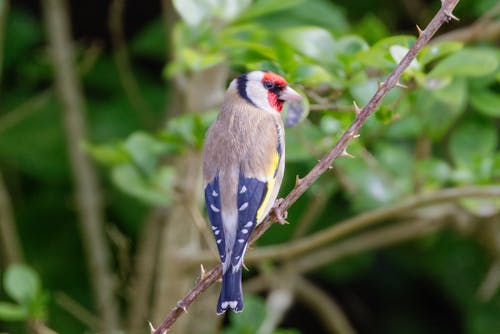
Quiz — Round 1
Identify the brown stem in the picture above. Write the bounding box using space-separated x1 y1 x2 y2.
184 185 500 265
108 0 153 128
150 1 460 332
126 208 165 333
41 0 119 331
0 170 23 265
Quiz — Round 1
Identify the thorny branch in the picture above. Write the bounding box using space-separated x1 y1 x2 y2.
42 0 119 331
150 1 461 333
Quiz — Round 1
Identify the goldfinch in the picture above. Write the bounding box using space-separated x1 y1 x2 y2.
202 70 302 314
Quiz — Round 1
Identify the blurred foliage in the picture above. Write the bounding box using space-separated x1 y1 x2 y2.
0 0 499 333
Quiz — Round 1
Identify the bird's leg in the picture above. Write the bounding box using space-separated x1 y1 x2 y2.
273 198 289 225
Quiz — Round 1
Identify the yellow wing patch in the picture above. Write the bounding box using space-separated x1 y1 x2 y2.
256 150 280 222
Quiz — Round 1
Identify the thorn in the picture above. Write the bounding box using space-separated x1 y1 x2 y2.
348 131 360 139
341 149 355 158
200 264 208 280
416 24 423 37
444 10 459 22
328 165 334 170
176 301 188 313
377 80 384 89
295 175 302 187
395 81 408 89
148 321 156 334
242 262 249 271
353 100 362 115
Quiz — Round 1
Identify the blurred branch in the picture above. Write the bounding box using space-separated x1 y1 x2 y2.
41 0 119 331
294 277 356 334
248 185 500 264
477 259 500 301
28 320 59 334
126 208 165 334
294 218 444 273
291 182 331 239
108 0 153 127
0 42 101 135
184 185 500 265
54 292 101 330
150 1 461 333
0 89 52 134
0 170 23 265
257 288 294 334
433 2 500 43
245 218 445 294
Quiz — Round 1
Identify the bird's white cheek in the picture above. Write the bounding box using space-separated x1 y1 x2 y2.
246 82 275 114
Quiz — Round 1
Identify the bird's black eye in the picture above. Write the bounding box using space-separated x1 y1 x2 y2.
263 80 275 90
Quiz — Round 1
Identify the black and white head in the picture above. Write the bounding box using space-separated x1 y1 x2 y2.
230 70 302 114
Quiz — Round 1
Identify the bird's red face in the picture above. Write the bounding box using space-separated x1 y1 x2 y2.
261 72 288 112
235 70 302 114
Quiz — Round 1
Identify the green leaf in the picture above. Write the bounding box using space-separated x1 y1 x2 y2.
285 121 324 162
415 158 452 187
172 0 213 26
0 302 28 321
418 41 463 66
290 63 332 85
470 90 500 117
124 132 169 175
357 35 416 70
418 78 467 140
111 165 173 206
278 27 338 64
429 48 499 78
171 47 226 74
162 111 217 149
350 78 377 105
390 45 420 70
4 264 41 306
449 117 497 169
236 0 305 22
84 142 130 166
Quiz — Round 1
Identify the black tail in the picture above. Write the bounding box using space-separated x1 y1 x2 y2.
217 267 244 314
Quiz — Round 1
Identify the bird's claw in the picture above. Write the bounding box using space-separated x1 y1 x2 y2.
273 198 289 225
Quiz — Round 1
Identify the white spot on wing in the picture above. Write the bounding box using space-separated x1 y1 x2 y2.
239 202 248 211
245 221 253 228
215 230 220 235
212 190 218 197
241 229 248 234
212 226 217 230
210 204 220 212
217 239 222 244
238 238 245 243
240 185 247 194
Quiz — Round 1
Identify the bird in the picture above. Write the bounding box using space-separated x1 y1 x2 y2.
202 70 302 314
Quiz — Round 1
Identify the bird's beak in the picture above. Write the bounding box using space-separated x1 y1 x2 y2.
279 86 302 101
